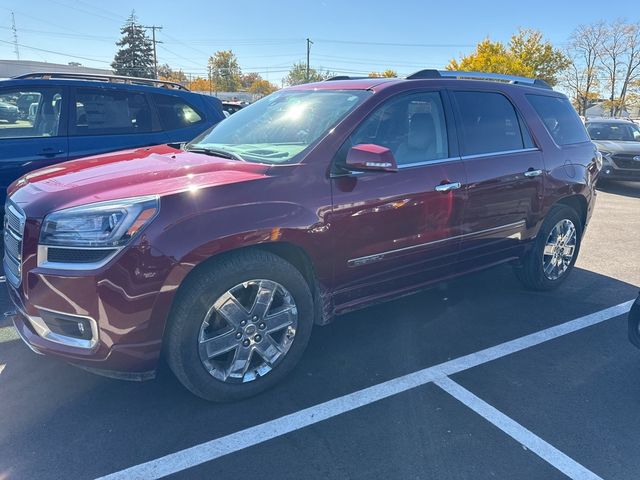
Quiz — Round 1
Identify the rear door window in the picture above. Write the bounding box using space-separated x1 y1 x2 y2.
74 88 152 135
527 94 589 145
452 91 526 156
153 94 203 130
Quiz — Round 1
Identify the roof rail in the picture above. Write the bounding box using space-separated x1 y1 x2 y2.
406 69 552 89
11 72 190 91
325 75 369 81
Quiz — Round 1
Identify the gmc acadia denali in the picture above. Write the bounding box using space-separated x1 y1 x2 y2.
5 70 601 401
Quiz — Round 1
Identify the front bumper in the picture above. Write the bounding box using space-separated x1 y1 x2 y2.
6 243 177 379
599 162 640 182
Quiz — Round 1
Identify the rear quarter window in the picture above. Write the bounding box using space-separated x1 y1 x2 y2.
153 94 203 130
526 94 589 146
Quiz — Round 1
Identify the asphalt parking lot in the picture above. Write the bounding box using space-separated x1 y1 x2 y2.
1 182 639 480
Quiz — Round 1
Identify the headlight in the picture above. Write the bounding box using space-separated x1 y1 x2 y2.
40 195 159 248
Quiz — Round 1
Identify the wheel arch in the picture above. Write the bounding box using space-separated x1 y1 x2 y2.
555 194 588 229
152 240 332 347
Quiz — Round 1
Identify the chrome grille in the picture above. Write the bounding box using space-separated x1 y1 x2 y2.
4 201 25 287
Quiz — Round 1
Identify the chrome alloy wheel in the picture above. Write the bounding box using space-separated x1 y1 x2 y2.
198 280 298 384
542 219 577 281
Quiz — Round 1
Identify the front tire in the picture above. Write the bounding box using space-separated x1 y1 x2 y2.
515 205 583 291
165 250 314 402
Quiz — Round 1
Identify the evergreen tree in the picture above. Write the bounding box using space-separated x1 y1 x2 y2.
112 12 154 78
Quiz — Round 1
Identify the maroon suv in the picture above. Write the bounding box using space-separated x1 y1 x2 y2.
5 70 601 401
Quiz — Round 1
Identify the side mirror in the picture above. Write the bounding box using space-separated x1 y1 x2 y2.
346 144 398 173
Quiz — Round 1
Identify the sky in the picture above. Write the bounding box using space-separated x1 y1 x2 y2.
1 0 638 86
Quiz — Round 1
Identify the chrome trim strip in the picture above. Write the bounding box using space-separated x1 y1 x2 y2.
348 220 526 267
460 148 539 161
29 306 99 349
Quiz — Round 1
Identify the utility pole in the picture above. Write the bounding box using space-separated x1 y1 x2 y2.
143 25 163 79
208 64 213 95
306 38 313 82
10 12 19 60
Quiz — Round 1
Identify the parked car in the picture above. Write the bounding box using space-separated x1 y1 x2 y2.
0 98 19 123
586 118 640 182
221 101 246 116
5 70 600 401
0 72 225 210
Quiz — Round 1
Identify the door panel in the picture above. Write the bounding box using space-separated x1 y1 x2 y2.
451 90 545 266
461 150 544 262
0 86 68 207
329 90 466 309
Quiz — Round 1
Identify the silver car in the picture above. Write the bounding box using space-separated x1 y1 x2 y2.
586 118 640 182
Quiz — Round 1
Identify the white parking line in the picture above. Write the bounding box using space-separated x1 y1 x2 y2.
434 377 603 480
96 300 633 480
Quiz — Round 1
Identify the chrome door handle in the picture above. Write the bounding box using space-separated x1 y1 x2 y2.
435 182 462 192
524 169 543 177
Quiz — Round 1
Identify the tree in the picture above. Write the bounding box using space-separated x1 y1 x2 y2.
369 70 397 78
240 72 262 89
564 21 607 115
509 29 570 86
248 78 278 96
208 50 242 92
614 22 640 116
447 39 534 77
111 12 154 78
447 30 568 86
158 64 187 84
600 20 628 116
187 77 211 92
284 62 333 86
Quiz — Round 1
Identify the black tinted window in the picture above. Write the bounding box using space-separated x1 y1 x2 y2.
453 91 525 155
153 94 203 130
75 89 152 135
345 91 449 167
527 95 589 145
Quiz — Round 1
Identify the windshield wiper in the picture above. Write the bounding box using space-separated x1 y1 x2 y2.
185 147 245 162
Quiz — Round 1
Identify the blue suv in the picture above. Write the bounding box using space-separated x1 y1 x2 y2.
0 72 225 208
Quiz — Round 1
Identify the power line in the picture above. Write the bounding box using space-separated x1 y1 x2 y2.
0 38 111 64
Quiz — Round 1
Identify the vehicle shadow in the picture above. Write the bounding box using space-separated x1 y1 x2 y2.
597 180 640 198
0 265 637 479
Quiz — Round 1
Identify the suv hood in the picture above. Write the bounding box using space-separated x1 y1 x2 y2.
592 140 640 154
9 145 271 216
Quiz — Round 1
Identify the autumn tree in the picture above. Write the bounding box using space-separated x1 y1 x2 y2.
284 62 333 86
158 64 187 84
209 50 242 92
187 77 211 92
447 30 568 86
248 78 278 96
112 12 154 78
240 72 262 89
509 29 570 86
369 69 397 78
447 39 534 78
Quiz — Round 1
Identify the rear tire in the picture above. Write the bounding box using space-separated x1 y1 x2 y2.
165 250 314 402
515 205 583 291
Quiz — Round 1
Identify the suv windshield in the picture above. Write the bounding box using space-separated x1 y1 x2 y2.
187 89 371 164
587 122 640 142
